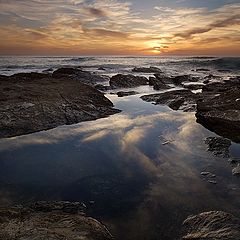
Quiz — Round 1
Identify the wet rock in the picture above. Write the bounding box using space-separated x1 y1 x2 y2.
154 74 173 84
98 67 106 71
117 91 138 97
52 67 107 85
195 68 210 72
183 83 204 90
0 201 113 240
0 73 120 138
196 87 240 142
132 66 162 73
232 164 240 176
95 84 111 91
204 137 231 158
141 90 200 112
149 77 172 90
181 211 240 240
109 74 148 88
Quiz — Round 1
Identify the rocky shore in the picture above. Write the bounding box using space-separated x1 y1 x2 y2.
181 211 240 240
0 69 120 138
0 201 113 240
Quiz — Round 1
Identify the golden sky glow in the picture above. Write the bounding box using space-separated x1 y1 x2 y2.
0 0 239 55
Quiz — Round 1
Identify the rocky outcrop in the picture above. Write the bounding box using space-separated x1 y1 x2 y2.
0 201 113 240
132 66 162 73
196 87 240 142
52 67 108 85
109 74 148 88
117 91 138 97
141 90 200 112
0 73 120 138
205 137 231 158
181 211 240 240
149 77 172 90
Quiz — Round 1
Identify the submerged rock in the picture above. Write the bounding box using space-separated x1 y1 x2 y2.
117 91 138 97
110 74 148 88
132 66 162 73
232 164 240 176
0 201 113 240
181 211 240 240
141 90 200 112
0 73 120 138
205 137 231 158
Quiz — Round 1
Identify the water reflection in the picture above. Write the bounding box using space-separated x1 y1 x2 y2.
0 94 239 240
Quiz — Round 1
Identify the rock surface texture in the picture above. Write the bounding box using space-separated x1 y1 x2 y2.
110 74 148 88
181 211 240 240
0 72 120 138
0 201 113 240
196 79 240 142
141 90 200 112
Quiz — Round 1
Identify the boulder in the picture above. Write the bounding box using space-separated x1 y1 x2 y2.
141 90 200 112
181 211 240 240
109 74 148 88
196 87 240 142
132 66 162 73
52 67 107 85
117 91 139 97
149 77 172 90
0 201 113 240
0 73 120 138
204 137 231 158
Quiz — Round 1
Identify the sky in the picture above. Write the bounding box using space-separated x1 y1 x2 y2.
0 0 239 56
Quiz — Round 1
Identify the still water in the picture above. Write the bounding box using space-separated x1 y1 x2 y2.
0 87 239 239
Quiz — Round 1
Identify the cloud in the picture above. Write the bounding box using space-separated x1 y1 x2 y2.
174 14 240 39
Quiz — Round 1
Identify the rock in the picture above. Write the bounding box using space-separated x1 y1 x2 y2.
117 91 138 97
154 74 173 84
232 164 240 176
200 171 211 176
52 67 107 85
183 83 204 90
141 90 200 112
132 66 162 73
208 180 217 184
181 211 240 240
98 67 106 71
154 74 198 86
196 87 240 142
204 137 231 158
195 68 210 72
109 74 148 88
149 77 172 90
0 73 120 138
95 84 111 91
0 201 113 240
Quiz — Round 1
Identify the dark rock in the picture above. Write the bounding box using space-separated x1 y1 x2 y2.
154 74 173 84
98 67 106 71
154 74 198 86
183 83 204 90
117 91 138 97
205 137 231 158
181 211 240 240
232 164 240 176
196 87 240 142
52 67 107 85
109 74 148 88
141 89 200 112
149 77 172 90
195 68 210 72
95 84 111 91
0 201 113 240
0 74 120 138
132 66 162 73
